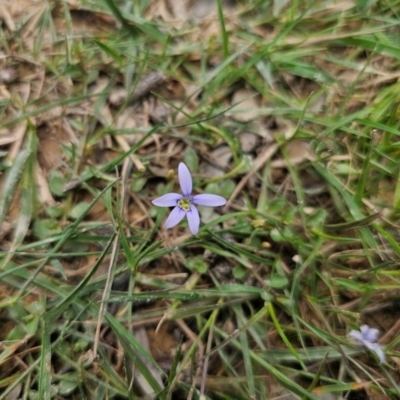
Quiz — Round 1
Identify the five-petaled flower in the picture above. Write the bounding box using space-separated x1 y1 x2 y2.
347 324 385 364
152 162 227 235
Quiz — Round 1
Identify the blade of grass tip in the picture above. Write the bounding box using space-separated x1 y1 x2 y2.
256 162 270 213
373 224 400 257
258 381 267 400
381 366 400 396
103 0 140 38
318 109 370 137
2 127 37 268
32 2 50 55
290 237 324 351
256 346 361 363
119 218 137 270
336 53 372 118
128 205 167 267
93 232 120 357
394 165 400 210
280 143 307 230
138 241 182 267
355 135 373 206
206 230 272 266
200 323 216 399
114 48 149 122
233 305 256 398
94 39 123 65
165 339 183 400
104 311 165 396
152 93 212 134
215 0 228 59
0 146 31 231
134 240 163 269
201 211 248 231
84 340 129 394
2 171 33 268
304 352 328 398
38 312 51 400
338 36 400 61
93 385 107 400
324 212 381 231
355 118 400 138
266 302 307 370
105 0 166 43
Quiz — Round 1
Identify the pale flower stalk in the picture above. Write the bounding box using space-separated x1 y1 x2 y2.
152 162 227 235
347 324 385 364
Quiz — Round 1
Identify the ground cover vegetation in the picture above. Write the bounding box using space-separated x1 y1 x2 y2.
0 0 400 398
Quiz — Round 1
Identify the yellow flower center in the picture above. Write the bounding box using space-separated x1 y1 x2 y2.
178 197 191 211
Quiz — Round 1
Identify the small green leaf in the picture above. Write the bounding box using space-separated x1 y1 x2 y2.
57 373 79 396
183 148 199 172
270 228 285 242
22 315 39 335
266 198 287 214
232 264 247 279
73 338 89 352
219 179 236 198
131 177 147 192
33 219 62 239
25 300 46 315
50 259 66 280
49 169 67 197
45 204 65 218
8 302 28 320
27 390 40 400
260 289 274 302
184 256 208 274
268 274 289 289
282 208 296 224
69 202 90 220
7 325 27 341
307 209 328 229
334 163 358 175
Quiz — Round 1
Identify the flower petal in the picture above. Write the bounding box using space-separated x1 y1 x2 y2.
178 162 192 196
186 205 200 235
363 326 379 342
363 341 385 364
165 206 186 229
348 330 364 343
372 344 385 364
193 193 227 207
152 193 182 207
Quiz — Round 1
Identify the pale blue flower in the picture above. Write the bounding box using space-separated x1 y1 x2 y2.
348 324 385 364
152 162 227 235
